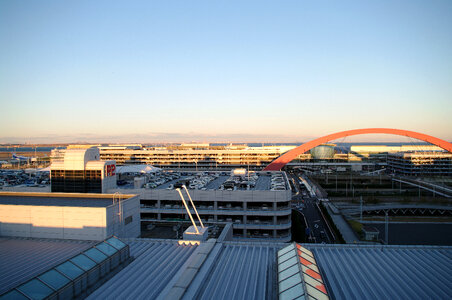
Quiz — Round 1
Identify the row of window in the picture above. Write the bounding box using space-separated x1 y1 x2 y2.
51 170 102 179
51 178 101 193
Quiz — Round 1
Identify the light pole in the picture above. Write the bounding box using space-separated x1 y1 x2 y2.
385 210 389 245
360 196 363 222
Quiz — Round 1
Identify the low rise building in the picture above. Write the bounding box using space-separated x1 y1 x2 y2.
0 191 140 240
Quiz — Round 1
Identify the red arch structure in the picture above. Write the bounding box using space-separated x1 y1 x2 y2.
264 128 452 171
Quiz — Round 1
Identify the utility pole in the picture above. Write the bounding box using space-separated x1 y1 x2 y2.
360 196 363 222
385 210 389 245
335 174 338 192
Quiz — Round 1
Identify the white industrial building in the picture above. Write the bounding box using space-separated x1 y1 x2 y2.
0 192 140 240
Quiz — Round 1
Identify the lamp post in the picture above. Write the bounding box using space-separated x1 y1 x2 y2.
385 210 389 245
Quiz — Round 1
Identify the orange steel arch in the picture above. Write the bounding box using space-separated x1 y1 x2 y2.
264 128 452 171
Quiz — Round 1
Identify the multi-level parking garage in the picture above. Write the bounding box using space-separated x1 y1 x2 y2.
111 171 292 242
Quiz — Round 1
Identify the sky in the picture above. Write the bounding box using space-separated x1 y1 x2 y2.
0 0 451 144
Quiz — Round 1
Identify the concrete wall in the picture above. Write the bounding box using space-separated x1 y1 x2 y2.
102 175 117 193
106 195 141 239
113 188 291 203
0 193 141 240
0 205 107 240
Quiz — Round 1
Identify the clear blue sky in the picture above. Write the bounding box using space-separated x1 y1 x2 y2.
0 0 451 143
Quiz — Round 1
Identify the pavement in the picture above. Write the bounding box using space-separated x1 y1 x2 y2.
254 176 271 190
324 202 360 243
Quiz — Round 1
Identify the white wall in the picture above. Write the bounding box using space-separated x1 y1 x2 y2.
0 205 107 240
138 189 291 202
106 195 141 238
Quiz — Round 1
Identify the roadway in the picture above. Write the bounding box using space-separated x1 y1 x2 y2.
289 172 334 243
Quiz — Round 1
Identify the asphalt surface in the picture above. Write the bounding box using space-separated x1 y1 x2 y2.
205 175 229 189
254 176 271 190
289 172 334 243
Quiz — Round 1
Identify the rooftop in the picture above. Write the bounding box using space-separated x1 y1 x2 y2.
3 236 450 300
117 171 290 191
0 192 136 208
0 237 95 295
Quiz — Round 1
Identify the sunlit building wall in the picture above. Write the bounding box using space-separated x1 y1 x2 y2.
387 152 452 175
348 145 444 161
0 192 140 240
51 147 116 193
98 145 297 169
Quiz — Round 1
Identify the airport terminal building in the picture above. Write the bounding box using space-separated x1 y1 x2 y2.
97 144 297 169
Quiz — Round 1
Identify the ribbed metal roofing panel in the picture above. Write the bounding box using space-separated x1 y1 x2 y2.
86 240 198 300
195 243 281 300
306 244 452 300
0 237 95 295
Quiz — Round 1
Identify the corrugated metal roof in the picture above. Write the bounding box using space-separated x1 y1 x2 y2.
86 240 198 300
192 242 282 300
0 237 95 295
305 244 452 300
3 236 450 300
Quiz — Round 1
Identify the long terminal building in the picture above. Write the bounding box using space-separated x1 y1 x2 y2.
97 144 298 169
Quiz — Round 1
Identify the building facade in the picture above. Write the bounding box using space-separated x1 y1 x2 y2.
387 152 452 175
51 146 116 193
98 144 297 169
111 171 293 242
0 192 140 240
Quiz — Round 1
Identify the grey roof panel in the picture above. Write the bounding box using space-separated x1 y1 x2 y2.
4 237 450 300
0 237 95 295
306 244 452 300
195 243 280 300
86 241 198 300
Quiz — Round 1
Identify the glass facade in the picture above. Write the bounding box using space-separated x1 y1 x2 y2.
51 170 101 193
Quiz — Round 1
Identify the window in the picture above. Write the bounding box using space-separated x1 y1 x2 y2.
125 215 133 225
